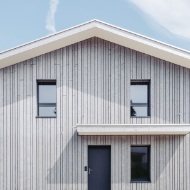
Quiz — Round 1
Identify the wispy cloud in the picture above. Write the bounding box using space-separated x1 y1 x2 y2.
129 0 190 39
46 0 59 33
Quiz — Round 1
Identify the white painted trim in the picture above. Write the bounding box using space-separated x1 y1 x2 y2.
77 124 190 135
1 19 190 69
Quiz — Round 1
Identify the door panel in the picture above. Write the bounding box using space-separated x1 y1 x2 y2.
88 146 111 190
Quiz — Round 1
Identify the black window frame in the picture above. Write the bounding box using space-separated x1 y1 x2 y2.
37 80 57 118
130 145 151 183
130 80 150 117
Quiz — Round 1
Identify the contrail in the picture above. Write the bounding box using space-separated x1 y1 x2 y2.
46 0 59 33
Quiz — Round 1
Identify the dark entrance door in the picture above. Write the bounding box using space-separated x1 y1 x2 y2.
88 146 111 190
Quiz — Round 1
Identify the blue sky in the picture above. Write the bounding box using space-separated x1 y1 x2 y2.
0 0 190 52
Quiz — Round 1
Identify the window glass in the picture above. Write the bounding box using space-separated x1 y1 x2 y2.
131 146 150 182
37 81 56 117
131 85 148 103
131 106 148 117
39 85 56 103
39 106 56 117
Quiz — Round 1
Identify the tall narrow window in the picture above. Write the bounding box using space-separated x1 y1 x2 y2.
37 81 56 117
131 146 150 182
130 81 150 117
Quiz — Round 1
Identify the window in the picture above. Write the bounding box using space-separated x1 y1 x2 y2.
131 146 150 182
37 80 56 117
130 81 150 117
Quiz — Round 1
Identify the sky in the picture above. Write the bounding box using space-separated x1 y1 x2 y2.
0 0 190 52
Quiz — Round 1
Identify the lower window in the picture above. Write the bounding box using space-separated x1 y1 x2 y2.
131 146 150 182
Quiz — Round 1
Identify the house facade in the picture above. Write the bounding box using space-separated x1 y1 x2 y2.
0 20 190 190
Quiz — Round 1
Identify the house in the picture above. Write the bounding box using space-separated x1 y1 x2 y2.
1 19 190 190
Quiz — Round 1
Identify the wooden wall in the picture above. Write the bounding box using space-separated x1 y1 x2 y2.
0 37 190 190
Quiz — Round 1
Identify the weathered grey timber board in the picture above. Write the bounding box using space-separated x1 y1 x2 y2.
0 37 190 190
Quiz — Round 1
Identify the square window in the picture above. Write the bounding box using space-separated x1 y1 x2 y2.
130 81 150 117
37 80 56 117
131 146 150 182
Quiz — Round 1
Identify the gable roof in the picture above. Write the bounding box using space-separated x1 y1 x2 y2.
0 19 190 69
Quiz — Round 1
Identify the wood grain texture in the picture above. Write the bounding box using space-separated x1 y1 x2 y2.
0 37 190 190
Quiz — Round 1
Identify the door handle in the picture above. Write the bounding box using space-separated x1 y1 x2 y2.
88 168 93 175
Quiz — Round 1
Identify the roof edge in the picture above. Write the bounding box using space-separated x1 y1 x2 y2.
0 19 190 69
1 19 190 55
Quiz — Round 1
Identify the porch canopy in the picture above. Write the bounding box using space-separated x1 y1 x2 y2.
77 124 190 135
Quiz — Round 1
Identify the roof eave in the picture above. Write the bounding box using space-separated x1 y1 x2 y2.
0 22 98 69
0 20 190 69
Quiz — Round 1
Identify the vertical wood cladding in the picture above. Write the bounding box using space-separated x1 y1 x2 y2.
0 37 190 190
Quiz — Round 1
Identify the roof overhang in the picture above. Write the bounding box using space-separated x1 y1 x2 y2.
77 124 190 135
1 20 190 69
